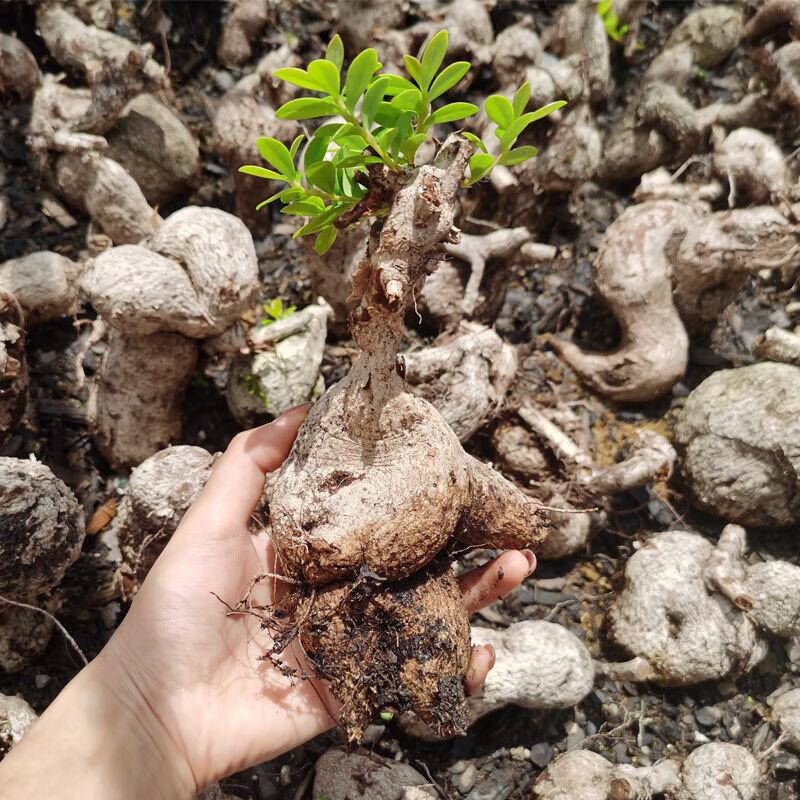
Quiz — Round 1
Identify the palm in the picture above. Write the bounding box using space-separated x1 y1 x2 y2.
101 410 533 792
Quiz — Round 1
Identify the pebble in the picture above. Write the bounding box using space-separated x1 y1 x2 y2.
100 602 121 629
34 673 51 689
693 731 711 744
450 760 469 775
772 752 800 772
279 765 291 787
457 765 478 794
213 69 235 91
361 724 385 746
613 742 629 763
509 747 530 762
530 743 553 768
752 722 771 752
695 706 723 727
565 721 586 751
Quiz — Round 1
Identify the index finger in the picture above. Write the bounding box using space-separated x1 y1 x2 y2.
179 404 311 538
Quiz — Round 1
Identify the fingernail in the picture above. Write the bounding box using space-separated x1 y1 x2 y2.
280 402 312 420
521 549 537 575
485 643 496 670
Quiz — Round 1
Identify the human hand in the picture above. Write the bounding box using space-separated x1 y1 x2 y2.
1 406 536 798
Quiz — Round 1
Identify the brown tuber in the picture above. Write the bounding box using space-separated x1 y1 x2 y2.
533 742 763 800
267 136 556 739
114 445 215 590
0 293 27 447
674 362 800 527
599 525 800 687
0 457 85 671
552 201 800 401
0 33 39 100
404 323 517 443
81 206 259 468
399 621 594 740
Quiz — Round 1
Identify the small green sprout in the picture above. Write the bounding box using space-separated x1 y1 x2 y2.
378 710 394 722
240 30 565 255
260 298 297 326
241 372 269 406
596 0 629 42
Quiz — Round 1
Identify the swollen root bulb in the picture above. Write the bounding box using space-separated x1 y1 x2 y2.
293 563 471 741
268 136 555 734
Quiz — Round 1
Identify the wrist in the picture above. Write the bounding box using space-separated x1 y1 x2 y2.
0 656 196 800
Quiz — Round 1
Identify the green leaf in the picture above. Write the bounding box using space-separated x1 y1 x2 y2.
256 137 296 179
272 67 323 92
283 197 326 216
307 59 340 96
428 101 479 125
468 152 494 182
380 74 417 96
288 134 305 160
304 135 332 170
512 81 531 117
499 101 566 149
325 34 344 71
335 154 382 168
362 77 388 128
597 0 612 14
403 55 424 88
374 102 402 126
255 186 305 210
390 111 413 157
391 88 422 111
462 131 488 153
314 226 338 255
485 95 515 128
428 61 470 100
306 160 337 194
499 145 538 165
419 30 448 91
344 48 380 112
276 97 339 120
238 165 285 181
294 203 351 237
400 132 427 162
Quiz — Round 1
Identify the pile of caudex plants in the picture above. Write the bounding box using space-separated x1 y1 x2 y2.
2 0 800 798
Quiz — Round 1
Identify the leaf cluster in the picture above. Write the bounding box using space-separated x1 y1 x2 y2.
240 30 565 253
596 0 629 42
259 297 297 326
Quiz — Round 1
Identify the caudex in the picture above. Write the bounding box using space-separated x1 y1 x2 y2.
240 31 564 739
